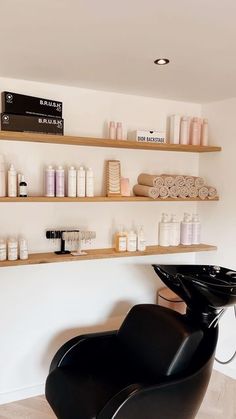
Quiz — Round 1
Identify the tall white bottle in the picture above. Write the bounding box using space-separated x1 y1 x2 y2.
169 214 180 246
127 230 137 252
137 226 146 251
179 116 189 145
68 166 77 197
109 121 116 139
180 213 192 245
45 165 55 197
116 122 123 140
169 115 180 144
86 168 94 197
192 214 201 244
201 119 209 146
77 166 86 197
56 166 65 197
190 117 200 145
159 213 171 246
0 154 6 197
8 164 17 197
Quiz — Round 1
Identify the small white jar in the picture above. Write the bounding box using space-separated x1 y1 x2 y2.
19 237 28 260
0 239 7 261
8 237 18 261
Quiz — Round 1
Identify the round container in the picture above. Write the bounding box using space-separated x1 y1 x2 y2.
8 237 18 261
0 239 7 261
19 237 28 260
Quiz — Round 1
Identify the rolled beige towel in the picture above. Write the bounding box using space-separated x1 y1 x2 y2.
159 185 169 199
161 175 175 188
185 176 195 188
154 176 165 188
133 184 160 199
188 186 198 198
195 177 205 189
199 186 209 200
137 173 164 188
179 186 189 198
208 186 218 200
169 185 180 198
174 176 186 188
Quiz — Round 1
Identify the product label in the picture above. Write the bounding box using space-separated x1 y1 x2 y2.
38 118 63 129
8 246 18 260
137 136 165 143
0 248 6 261
77 178 86 197
119 237 127 251
39 100 62 112
20 186 27 196
180 224 192 245
127 238 137 251
192 224 200 244
138 239 146 251
20 249 28 260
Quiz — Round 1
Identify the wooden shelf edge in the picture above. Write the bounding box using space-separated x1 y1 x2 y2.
0 131 221 153
0 244 217 268
0 196 219 202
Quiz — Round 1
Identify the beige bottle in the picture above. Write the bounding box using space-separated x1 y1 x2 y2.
201 119 209 146
190 117 200 145
115 226 127 252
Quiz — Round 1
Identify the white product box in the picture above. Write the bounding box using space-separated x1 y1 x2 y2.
128 130 166 143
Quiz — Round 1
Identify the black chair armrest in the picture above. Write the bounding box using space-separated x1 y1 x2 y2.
49 330 118 373
97 383 143 419
98 360 213 419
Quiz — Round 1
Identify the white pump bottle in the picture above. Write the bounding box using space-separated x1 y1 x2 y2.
180 213 192 245
159 213 171 246
169 214 180 246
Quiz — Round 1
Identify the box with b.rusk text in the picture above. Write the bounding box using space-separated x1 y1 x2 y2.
2 91 63 118
1 113 64 135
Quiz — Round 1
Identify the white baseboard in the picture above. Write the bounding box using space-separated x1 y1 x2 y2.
0 383 44 405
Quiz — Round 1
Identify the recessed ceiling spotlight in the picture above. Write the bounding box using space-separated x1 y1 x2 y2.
154 58 170 65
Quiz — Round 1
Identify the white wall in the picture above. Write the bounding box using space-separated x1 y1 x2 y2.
0 77 204 404
197 98 236 379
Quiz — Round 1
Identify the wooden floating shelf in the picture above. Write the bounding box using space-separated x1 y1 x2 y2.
0 131 221 153
0 196 219 202
0 244 217 268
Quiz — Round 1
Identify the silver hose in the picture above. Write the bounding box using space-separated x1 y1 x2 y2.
215 305 236 365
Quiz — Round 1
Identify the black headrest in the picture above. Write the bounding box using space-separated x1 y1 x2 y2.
118 304 203 377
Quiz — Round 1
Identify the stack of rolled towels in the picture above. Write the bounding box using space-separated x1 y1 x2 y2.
133 173 218 200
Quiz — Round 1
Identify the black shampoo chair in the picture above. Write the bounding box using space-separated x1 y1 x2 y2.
46 264 236 419
46 304 216 418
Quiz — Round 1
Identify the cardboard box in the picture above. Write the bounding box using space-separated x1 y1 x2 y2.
2 91 63 118
1 113 64 135
128 130 166 143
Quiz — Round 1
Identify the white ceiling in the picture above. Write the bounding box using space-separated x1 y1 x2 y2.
1 0 236 103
